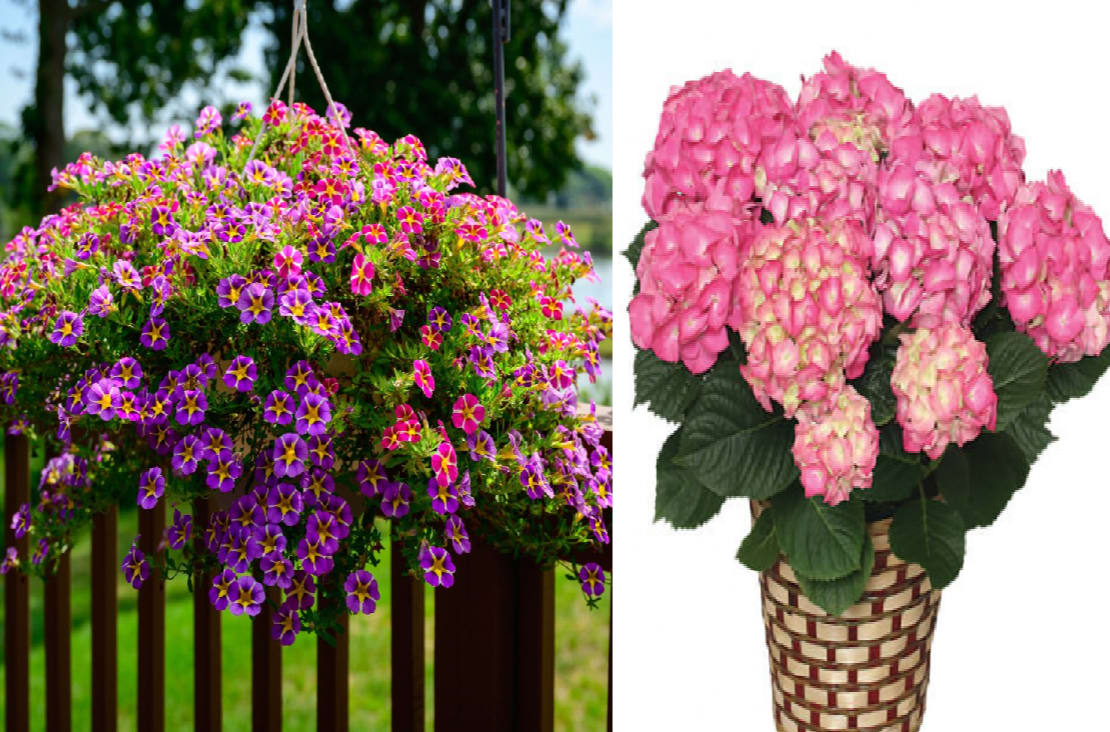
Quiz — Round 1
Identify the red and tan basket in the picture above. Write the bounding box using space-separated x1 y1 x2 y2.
752 503 941 732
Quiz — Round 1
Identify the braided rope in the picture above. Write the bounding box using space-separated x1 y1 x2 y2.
244 0 358 167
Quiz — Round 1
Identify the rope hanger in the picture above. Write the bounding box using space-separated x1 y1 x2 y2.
244 0 357 168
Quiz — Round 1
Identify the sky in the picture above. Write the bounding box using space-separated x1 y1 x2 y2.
0 0 612 168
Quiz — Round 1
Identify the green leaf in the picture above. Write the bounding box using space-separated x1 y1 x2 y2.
935 432 1029 529
933 445 972 525
853 344 897 426
736 509 780 572
986 332 1049 430
622 221 656 275
1046 348 1110 402
1005 393 1056 463
889 496 966 589
771 487 866 581
633 348 702 423
675 366 797 499
654 428 725 529
862 426 922 503
795 535 875 616
963 432 1029 528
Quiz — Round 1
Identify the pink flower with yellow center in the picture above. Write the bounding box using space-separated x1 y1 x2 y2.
413 360 434 398
451 394 485 435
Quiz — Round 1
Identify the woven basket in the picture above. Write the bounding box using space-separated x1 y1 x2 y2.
752 502 941 732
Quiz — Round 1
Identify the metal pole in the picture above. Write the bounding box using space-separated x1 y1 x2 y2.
492 0 510 197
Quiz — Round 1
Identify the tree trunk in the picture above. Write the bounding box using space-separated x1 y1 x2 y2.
34 0 67 215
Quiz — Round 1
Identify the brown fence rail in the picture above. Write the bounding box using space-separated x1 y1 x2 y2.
2 406 611 731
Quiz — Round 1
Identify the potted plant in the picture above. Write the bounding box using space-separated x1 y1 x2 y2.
628 52 1110 731
0 99 612 643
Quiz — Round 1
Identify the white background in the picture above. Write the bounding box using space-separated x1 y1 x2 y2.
611 1 1110 730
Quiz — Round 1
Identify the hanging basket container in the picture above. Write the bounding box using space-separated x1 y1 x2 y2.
752 503 941 732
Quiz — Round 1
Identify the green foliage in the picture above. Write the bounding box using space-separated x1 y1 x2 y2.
771 488 865 581
862 426 922 503
263 0 591 199
674 363 797 500
937 433 1029 529
654 428 724 529
986 332 1049 430
735 509 779 572
889 495 966 590
853 339 897 426
1046 347 1110 402
794 535 874 616
1005 393 1056 463
633 347 702 423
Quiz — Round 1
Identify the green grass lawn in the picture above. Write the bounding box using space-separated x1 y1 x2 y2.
0 506 610 730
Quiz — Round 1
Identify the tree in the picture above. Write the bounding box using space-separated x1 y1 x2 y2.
18 0 259 215
263 0 593 199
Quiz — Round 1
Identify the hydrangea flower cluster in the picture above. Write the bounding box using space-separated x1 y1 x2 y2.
890 324 997 459
0 99 611 641
632 51 1110 504
998 170 1110 362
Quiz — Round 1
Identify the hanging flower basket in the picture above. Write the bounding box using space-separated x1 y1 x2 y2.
629 51 1110 730
0 94 613 642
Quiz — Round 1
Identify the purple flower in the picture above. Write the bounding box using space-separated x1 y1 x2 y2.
279 288 314 323
237 283 274 324
140 317 170 350
206 449 242 493
217 275 247 309
427 306 452 333
380 482 411 518
300 468 335 507
427 478 459 515
306 433 335 469
284 360 317 396
272 433 307 479
84 378 119 421
286 570 316 610
138 467 164 510
254 523 287 559
266 482 303 526
171 434 201 475
272 602 301 646
229 575 265 617
209 570 237 611
389 308 405 332
223 355 257 392
49 311 83 347
295 393 331 436
88 285 113 317
151 205 177 237
457 471 475 508
174 389 208 426
296 536 333 576
445 515 471 555
356 459 388 498
110 357 143 389
199 427 232 462
263 390 295 425
113 260 141 290
578 563 606 598
306 511 340 555
121 541 149 590
167 509 192 550
419 545 456 588
344 570 380 614
466 430 496 463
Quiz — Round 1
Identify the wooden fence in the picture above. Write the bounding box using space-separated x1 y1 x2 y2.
2 407 611 731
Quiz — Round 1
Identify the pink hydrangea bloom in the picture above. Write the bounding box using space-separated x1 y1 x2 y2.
909 94 1026 220
641 70 792 221
891 324 997 459
733 220 881 416
792 385 879 506
629 206 754 374
997 171 1110 362
872 161 995 326
795 51 918 161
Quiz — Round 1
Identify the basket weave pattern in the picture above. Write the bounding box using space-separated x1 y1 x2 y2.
756 510 941 732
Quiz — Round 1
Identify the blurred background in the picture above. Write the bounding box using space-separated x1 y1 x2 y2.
0 1 612 728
